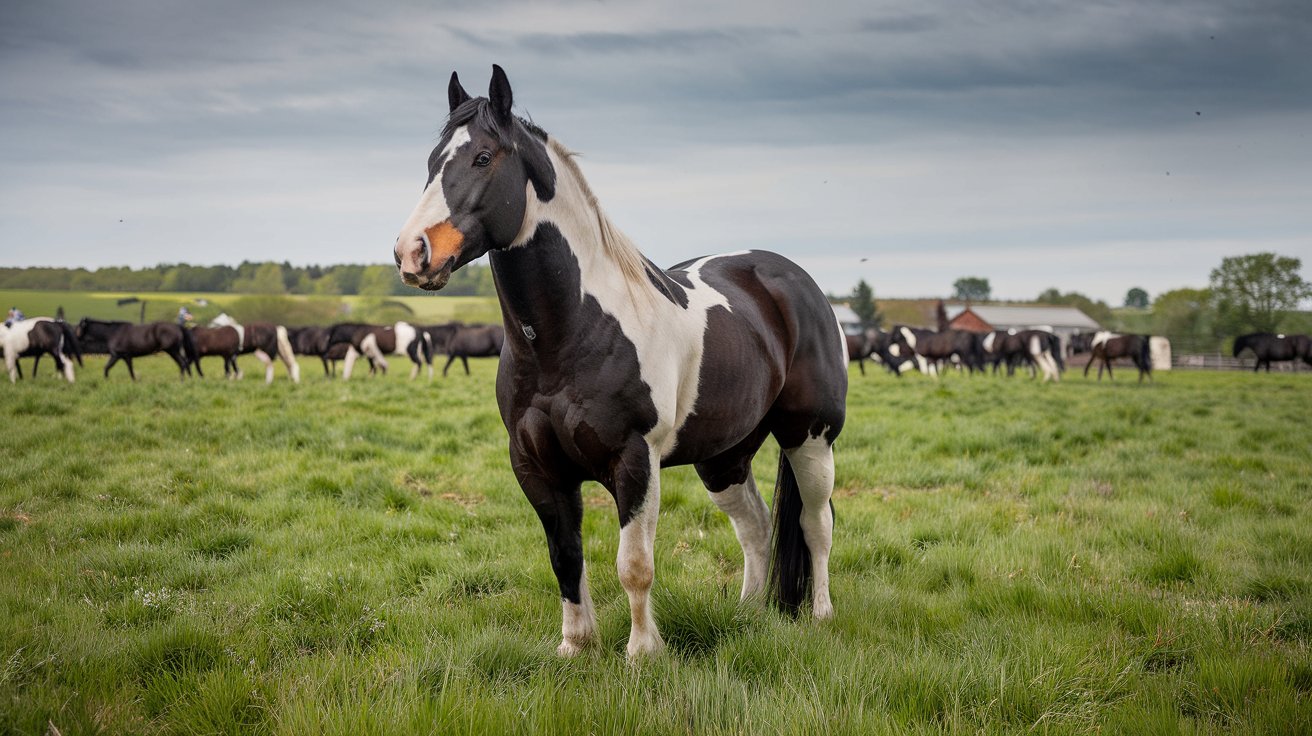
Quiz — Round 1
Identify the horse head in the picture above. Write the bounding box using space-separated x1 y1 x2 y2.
394 65 556 291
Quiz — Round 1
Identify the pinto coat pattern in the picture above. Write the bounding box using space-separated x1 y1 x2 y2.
391 67 847 658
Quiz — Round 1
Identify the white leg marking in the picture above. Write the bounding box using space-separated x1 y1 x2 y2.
342 345 359 380
707 477 771 600
784 437 836 620
618 449 664 658
558 563 597 657
254 349 274 384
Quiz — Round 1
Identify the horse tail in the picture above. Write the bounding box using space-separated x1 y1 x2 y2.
767 452 811 616
274 325 300 383
59 320 83 366
1140 335 1153 375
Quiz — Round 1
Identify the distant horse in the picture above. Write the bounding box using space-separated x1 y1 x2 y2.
2 318 82 383
417 321 463 355
845 327 900 376
1084 331 1152 382
1233 333 1312 372
895 326 983 376
210 314 300 383
984 329 1061 381
325 322 430 379
441 323 504 376
189 323 242 378
1068 332 1096 356
391 67 846 657
91 320 198 380
74 318 131 355
288 326 356 378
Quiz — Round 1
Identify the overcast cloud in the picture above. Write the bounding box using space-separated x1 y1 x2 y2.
2 0 1310 302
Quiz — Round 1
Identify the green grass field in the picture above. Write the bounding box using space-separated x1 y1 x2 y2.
2 360 1310 734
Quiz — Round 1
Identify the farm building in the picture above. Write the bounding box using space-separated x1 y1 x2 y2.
945 304 1102 354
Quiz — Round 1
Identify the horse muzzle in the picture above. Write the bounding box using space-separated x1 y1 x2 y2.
396 221 463 291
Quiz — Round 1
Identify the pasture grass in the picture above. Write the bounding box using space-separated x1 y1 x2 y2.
1 358 1310 734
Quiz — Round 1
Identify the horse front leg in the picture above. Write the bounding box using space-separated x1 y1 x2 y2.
510 414 594 657
615 443 664 658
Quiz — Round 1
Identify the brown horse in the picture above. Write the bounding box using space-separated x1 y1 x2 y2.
189 325 242 378
1084 331 1152 382
101 321 198 380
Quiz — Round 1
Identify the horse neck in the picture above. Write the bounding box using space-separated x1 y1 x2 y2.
492 138 660 349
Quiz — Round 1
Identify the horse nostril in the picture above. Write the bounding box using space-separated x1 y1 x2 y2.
418 236 431 272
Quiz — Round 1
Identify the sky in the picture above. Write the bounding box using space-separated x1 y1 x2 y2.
2 0 1310 303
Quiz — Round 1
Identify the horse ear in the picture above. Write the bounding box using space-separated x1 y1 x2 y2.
488 64 513 125
448 71 471 112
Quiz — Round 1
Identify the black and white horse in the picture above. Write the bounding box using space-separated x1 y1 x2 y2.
288 326 354 377
893 326 984 376
1233 333 1312 372
2 318 82 383
980 329 1061 382
325 322 430 380
209 314 301 383
391 67 847 658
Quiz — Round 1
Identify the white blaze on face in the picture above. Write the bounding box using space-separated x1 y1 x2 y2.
398 126 472 244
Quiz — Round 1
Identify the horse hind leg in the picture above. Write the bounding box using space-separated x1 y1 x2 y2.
781 436 836 620
696 444 771 601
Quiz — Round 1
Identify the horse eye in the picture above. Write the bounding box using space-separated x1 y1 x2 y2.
474 151 493 167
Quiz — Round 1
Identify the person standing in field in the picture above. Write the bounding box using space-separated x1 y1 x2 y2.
177 306 193 326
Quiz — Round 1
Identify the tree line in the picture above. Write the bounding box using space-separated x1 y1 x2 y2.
0 261 498 298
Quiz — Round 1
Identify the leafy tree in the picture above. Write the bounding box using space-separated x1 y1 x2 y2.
232 262 287 294
1124 287 1149 309
1150 288 1217 352
358 265 403 296
952 277 991 302
1210 252 1310 334
849 279 881 329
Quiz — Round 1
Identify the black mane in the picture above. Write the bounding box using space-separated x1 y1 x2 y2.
443 98 548 143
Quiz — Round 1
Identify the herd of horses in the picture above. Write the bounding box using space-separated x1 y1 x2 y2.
0 314 505 383
847 327 1312 382
845 326 1159 383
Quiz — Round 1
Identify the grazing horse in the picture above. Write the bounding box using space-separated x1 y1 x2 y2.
391 67 847 658
1084 331 1152 382
325 322 430 380
288 326 348 377
1233 333 1312 372
441 323 504 376
894 326 983 376
100 321 198 380
983 329 1061 381
210 314 301 383
2 318 82 383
